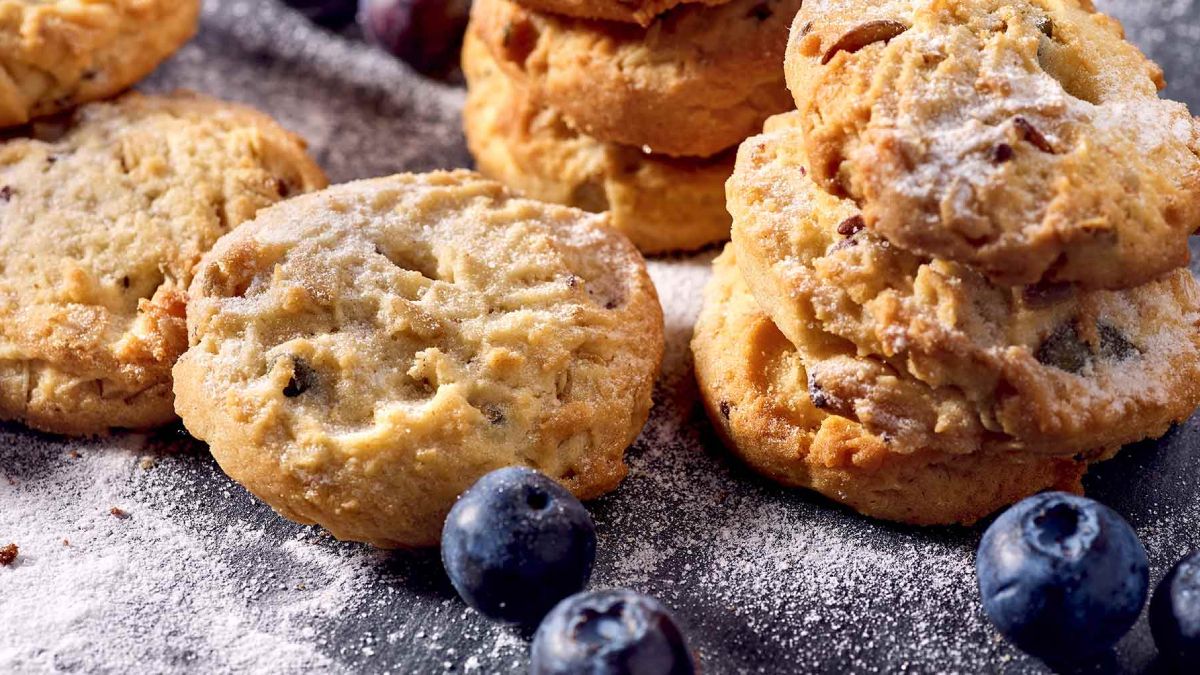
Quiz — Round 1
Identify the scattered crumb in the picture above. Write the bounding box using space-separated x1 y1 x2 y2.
0 543 18 566
67 450 81 459
109 507 129 519
139 457 157 471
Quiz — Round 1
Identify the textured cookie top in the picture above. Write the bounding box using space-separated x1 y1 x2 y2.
173 171 664 548
0 0 201 126
729 118 1200 456
471 0 797 158
785 0 1200 289
0 91 326 435
692 249 1087 526
515 0 729 26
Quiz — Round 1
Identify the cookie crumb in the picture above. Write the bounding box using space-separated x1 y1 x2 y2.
110 507 129 519
67 450 81 459
0 543 18 566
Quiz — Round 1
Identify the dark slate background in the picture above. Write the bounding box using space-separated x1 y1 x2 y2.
2 1 1199 673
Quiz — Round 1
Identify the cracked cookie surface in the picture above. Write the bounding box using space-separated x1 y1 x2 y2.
785 0 1200 288
0 0 201 127
471 0 797 158
0 91 326 435
173 171 664 548
729 117 1200 457
692 249 1089 526
462 31 731 254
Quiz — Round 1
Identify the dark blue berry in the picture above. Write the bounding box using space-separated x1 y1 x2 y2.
976 492 1149 664
441 467 595 626
1150 549 1200 666
358 0 472 75
283 0 360 27
531 590 696 675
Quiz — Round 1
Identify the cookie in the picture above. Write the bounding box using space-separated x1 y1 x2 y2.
784 0 1200 289
470 0 797 158
0 91 326 436
728 117 1200 458
514 0 728 26
462 31 730 255
172 171 665 548
0 0 201 127
693 249 1089 526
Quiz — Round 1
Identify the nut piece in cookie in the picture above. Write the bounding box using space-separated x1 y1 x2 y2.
172 171 665 548
785 0 1200 289
692 249 1090 526
0 92 327 436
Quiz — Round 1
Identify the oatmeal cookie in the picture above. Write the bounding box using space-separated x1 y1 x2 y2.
693 249 1089 526
462 31 730 255
172 171 665 548
514 0 728 26
0 0 201 127
729 118 1200 457
471 0 797 158
784 0 1200 288
0 91 326 435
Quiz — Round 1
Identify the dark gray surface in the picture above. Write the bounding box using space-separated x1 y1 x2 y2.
2 1 1199 673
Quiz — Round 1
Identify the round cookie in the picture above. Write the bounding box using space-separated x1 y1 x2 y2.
470 0 797 158
0 91 327 436
0 1 201 127
728 116 1200 458
172 171 665 548
462 31 730 255
514 0 728 26
693 249 1089 526
784 0 1200 289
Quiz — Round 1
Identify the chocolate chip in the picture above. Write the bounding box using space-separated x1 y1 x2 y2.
1035 15 1054 39
1035 322 1090 374
1021 281 1074 307
837 215 865 237
1013 117 1056 154
121 276 131 289
991 143 1015 164
822 20 909 64
276 178 291 198
718 400 732 420
283 357 317 398
808 373 832 409
747 2 773 21
0 543 17 566
0 186 12 202
1098 322 1139 361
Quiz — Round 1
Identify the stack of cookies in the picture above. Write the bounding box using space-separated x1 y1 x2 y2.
695 0 1200 524
461 0 801 254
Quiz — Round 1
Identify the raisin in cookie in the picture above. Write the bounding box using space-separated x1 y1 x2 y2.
172 171 664 548
729 117 1200 458
515 0 729 26
693 249 1090 526
471 0 797 158
0 1 201 127
784 0 1200 289
462 31 729 255
0 92 326 436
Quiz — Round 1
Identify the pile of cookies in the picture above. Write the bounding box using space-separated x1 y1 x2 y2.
461 0 800 254
695 0 1200 524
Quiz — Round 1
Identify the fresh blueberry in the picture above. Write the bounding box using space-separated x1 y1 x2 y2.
441 467 595 626
283 0 360 27
358 0 472 75
531 589 696 675
976 492 1149 664
1150 549 1200 666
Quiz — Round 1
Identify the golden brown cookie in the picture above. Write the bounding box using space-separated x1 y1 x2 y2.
0 91 326 436
173 171 665 548
462 31 730 255
693 249 1089 526
0 1 201 127
784 0 1200 289
515 0 728 26
728 116 1200 458
471 0 797 158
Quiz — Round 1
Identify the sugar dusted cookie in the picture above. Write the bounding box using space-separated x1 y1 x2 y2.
0 92 326 435
462 31 730 255
173 171 664 548
785 0 1200 289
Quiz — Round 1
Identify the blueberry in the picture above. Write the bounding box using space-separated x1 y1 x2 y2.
358 0 472 76
283 0 360 27
976 492 1149 664
1150 549 1200 666
531 590 697 675
441 467 595 626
